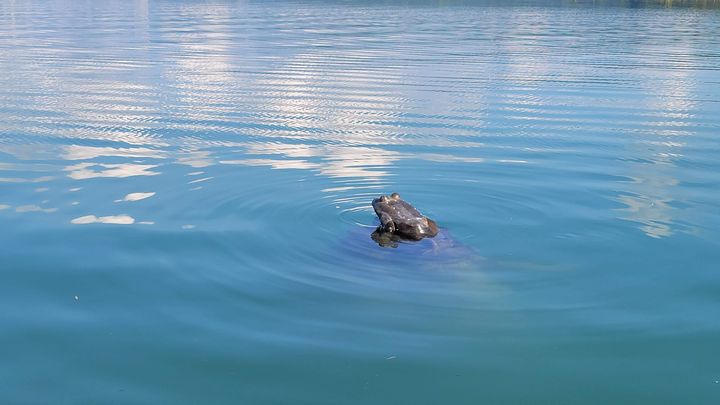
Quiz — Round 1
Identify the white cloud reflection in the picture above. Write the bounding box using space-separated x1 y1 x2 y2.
71 215 135 225
188 176 213 184
115 192 156 202
230 143 402 181
63 145 166 161
15 205 57 213
0 176 55 183
221 158 322 171
65 162 160 179
616 31 700 239
176 150 215 168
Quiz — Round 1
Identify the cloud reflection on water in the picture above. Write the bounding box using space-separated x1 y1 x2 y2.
615 28 702 239
62 145 166 161
15 205 57 213
71 214 135 225
115 192 156 203
64 162 160 180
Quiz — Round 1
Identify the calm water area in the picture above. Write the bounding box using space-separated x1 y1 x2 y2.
1 0 719 403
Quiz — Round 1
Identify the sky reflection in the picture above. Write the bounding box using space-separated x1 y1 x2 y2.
615 30 702 239
0 0 717 239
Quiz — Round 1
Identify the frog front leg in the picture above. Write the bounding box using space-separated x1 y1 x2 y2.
380 212 395 233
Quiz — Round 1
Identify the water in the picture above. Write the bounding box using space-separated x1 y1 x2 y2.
1 0 719 403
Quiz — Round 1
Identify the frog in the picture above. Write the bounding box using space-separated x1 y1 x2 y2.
371 192 438 244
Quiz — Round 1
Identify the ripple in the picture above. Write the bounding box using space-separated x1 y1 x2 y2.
337 203 378 228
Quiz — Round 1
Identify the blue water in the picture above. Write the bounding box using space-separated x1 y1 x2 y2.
1 0 719 403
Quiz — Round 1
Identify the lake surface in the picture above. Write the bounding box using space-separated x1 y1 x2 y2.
1 0 719 403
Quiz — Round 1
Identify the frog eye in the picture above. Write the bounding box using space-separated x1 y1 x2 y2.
390 193 400 200
380 195 389 202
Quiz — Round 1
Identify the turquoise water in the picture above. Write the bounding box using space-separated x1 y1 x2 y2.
1 0 720 403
